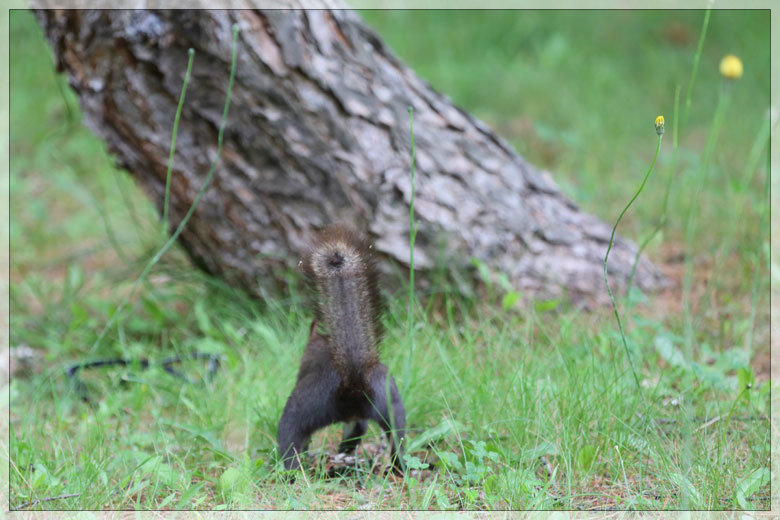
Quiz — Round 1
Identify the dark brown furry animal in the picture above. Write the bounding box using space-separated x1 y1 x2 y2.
277 225 406 472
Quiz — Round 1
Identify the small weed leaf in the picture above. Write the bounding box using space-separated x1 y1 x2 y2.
467 440 500 464
403 454 430 470
502 291 521 310
734 467 769 509
463 460 490 484
406 418 464 452
534 299 559 313
219 466 252 498
654 334 687 369
436 439 503 486
32 463 61 490
437 451 462 471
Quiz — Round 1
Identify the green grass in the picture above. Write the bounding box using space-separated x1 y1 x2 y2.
8 9 770 510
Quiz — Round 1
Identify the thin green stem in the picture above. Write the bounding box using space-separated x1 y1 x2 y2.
681 8 711 133
89 26 241 355
162 48 196 236
402 106 417 398
604 133 662 394
627 85 680 297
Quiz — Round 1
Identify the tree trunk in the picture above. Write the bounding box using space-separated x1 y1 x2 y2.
34 7 667 303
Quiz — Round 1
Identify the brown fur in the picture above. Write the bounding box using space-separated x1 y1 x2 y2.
278 225 406 472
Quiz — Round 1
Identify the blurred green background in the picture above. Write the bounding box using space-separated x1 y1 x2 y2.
8 9 770 510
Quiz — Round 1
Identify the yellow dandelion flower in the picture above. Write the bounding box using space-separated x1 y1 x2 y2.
654 115 665 136
719 54 743 79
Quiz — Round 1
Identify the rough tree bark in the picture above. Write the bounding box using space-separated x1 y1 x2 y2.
34 7 667 302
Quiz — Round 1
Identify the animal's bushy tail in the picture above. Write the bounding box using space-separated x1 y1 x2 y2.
301 225 382 391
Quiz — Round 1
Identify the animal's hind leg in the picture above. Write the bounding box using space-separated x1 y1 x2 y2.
339 420 368 454
278 378 337 470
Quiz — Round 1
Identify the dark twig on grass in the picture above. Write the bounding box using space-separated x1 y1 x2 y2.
66 352 222 401
10 492 81 511
66 352 222 381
